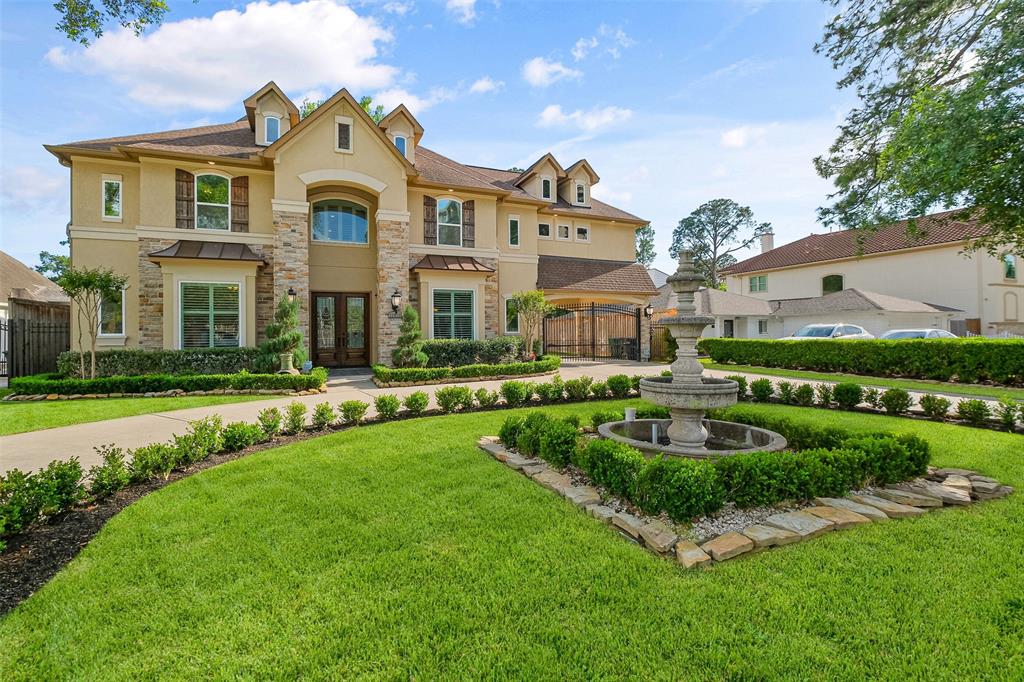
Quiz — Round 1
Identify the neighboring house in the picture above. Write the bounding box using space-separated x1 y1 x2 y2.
652 284 773 339
722 211 1023 336
46 83 654 366
0 250 70 322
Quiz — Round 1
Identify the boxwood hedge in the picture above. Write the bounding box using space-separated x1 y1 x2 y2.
373 355 560 385
698 337 1024 385
10 367 328 396
57 348 263 378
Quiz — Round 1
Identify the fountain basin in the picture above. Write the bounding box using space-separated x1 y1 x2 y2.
597 418 788 459
639 375 738 411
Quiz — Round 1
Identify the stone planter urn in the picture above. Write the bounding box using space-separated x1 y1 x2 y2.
278 352 300 375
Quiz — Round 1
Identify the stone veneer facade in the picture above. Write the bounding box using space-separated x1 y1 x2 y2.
375 215 411 365
137 237 174 350
271 208 311 340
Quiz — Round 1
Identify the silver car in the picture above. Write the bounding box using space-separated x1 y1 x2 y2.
880 329 958 340
778 323 875 340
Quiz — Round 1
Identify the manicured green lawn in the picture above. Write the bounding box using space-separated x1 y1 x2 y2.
702 359 1024 401
1 401 1022 679
0 395 272 436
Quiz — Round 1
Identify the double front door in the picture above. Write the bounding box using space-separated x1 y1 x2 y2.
312 292 369 367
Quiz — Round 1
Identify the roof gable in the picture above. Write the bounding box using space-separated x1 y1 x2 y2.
513 153 566 186
243 81 299 130
564 158 600 184
379 104 424 142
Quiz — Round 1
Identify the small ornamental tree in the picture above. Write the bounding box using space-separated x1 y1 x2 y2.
509 290 553 360
258 297 304 372
57 266 128 379
392 305 428 368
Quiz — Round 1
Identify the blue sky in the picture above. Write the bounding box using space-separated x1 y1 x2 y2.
0 0 849 273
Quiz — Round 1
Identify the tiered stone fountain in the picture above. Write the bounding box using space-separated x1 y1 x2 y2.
598 250 786 458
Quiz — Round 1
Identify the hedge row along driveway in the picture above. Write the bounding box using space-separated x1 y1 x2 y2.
698 337 1024 385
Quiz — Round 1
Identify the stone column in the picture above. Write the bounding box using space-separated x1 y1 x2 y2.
480 257 500 339
137 237 177 350
640 311 652 362
271 200 311 352
376 209 411 366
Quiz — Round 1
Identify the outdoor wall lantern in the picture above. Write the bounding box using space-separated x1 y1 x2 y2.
390 290 402 312
644 303 654 318
287 287 297 304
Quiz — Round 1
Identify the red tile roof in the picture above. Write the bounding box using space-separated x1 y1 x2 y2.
537 255 656 294
724 211 987 275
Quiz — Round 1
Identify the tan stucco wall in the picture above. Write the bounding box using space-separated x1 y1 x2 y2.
535 217 634 260
68 238 139 349
71 159 140 229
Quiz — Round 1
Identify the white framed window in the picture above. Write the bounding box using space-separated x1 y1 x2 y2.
504 297 519 334
557 224 571 241
102 174 122 222
180 281 240 348
195 173 230 231
432 289 474 339
749 275 767 292
335 115 353 153
757 319 768 335
437 198 463 247
312 199 369 244
575 225 590 242
541 176 552 200
575 183 586 205
538 222 551 239
1004 254 1017 280
508 215 520 248
394 135 407 157
264 116 281 144
98 287 125 336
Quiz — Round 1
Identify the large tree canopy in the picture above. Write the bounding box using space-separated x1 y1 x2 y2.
54 0 171 44
669 199 771 289
635 224 656 267
815 0 1024 254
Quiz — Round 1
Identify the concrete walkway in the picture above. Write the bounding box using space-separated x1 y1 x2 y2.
0 360 667 474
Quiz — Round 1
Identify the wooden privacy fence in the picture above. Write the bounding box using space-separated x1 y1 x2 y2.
4 319 70 378
649 323 676 363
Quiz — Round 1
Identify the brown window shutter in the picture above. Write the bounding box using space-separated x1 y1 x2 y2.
175 169 195 229
231 175 249 232
423 196 437 245
462 200 475 248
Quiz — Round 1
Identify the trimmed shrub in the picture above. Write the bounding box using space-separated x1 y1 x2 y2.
57 347 261 378
500 380 532 407
374 394 401 420
698 337 1024 385
777 381 796 405
88 445 131 500
402 391 429 416
372 355 559 385
956 399 992 427
564 377 593 401
340 400 369 424
1 469 40 537
815 383 834 408
534 376 565 402
590 409 624 429
435 385 474 413
607 374 632 399
284 402 308 434
311 402 336 429
515 412 551 457
590 381 609 399
833 383 863 410
995 399 1020 430
222 421 264 451
635 405 671 419
421 336 524 367
750 378 773 402
839 435 928 484
726 375 748 400
129 443 177 482
630 375 644 392
33 458 84 519
863 387 882 409
258 407 283 438
919 394 952 420
880 388 913 415
538 419 581 468
576 439 645 499
474 388 499 408
172 416 223 466
714 447 869 508
633 457 725 522
498 414 527 447
11 367 328 396
794 383 815 407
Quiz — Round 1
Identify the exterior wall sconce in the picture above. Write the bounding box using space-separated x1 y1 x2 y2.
390 290 402 312
287 287 297 304
644 303 654 318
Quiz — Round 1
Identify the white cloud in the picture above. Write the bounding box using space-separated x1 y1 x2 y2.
469 76 503 94
445 0 476 24
537 104 633 132
381 1 413 15
572 24 635 61
45 0 397 111
720 125 768 148
572 37 598 61
0 166 65 211
521 57 582 87
373 86 456 114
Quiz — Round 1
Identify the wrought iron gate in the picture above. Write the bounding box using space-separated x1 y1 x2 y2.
543 303 641 361
4 319 70 378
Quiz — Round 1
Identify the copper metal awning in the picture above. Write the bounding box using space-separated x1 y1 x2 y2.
148 240 265 264
410 254 495 272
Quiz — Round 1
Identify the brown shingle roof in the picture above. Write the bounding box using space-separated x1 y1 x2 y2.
537 255 656 294
771 288 960 316
724 211 988 275
411 254 495 272
148 240 265 263
58 120 261 159
0 251 69 305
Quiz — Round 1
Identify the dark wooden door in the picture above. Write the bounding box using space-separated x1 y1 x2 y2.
311 293 369 367
723 319 734 338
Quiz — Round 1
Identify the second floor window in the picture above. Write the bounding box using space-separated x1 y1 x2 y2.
538 223 551 238
265 116 280 144
312 200 369 244
575 225 590 242
394 135 407 157
509 216 520 247
196 174 230 231
102 176 122 221
557 224 570 240
822 274 844 295
576 183 586 204
437 198 462 246
749 275 766 292
541 177 552 200
1004 254 1017 280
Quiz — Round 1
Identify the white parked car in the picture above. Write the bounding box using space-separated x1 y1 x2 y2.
778 323 875 340
880 328 958 340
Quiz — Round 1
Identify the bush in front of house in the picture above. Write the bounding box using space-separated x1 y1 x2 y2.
918 394 952 420
514 412 551 458
498 413 528 448
421 336 525 367
311 402 336 429
590 381 608 399
880 388 913 415
258 407 283 438
371 355 559 385
88 445 131 500
534 376 565 402
172 416 223 466
606 374 632 399
435 385 474 413
538 419 581 468
129 443 177 482
777 381 796 405
373 394 401 420
1 459 85 541
574 439 646 500
563 377 593 401
815 383 834 408
402 391 429 416
284 402 308 434
750 378 774 402
475 388 499 408
698 337 1024 385
633 457 725 522
500 380 532 407
793 383 815 407
222 421 265 451
833 383 864 410
725 375 748 400
995 399 1020 430
57 347 263 378
339 400 369 424
956 399 992 427
10 367 329 396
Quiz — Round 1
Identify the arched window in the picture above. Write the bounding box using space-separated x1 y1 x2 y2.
822 274 844 295
196 174 230 231
437 198 462 246
394 135 407 157
264 116 281 144
312 199 369 244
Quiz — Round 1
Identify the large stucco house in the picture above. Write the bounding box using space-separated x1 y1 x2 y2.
46 83 655 367
722 212 1023 337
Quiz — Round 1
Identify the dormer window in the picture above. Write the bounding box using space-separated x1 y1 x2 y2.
335 115 353 153
394 135 407 157
541 177 552 200
264 116 281 144
575 183 586 205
